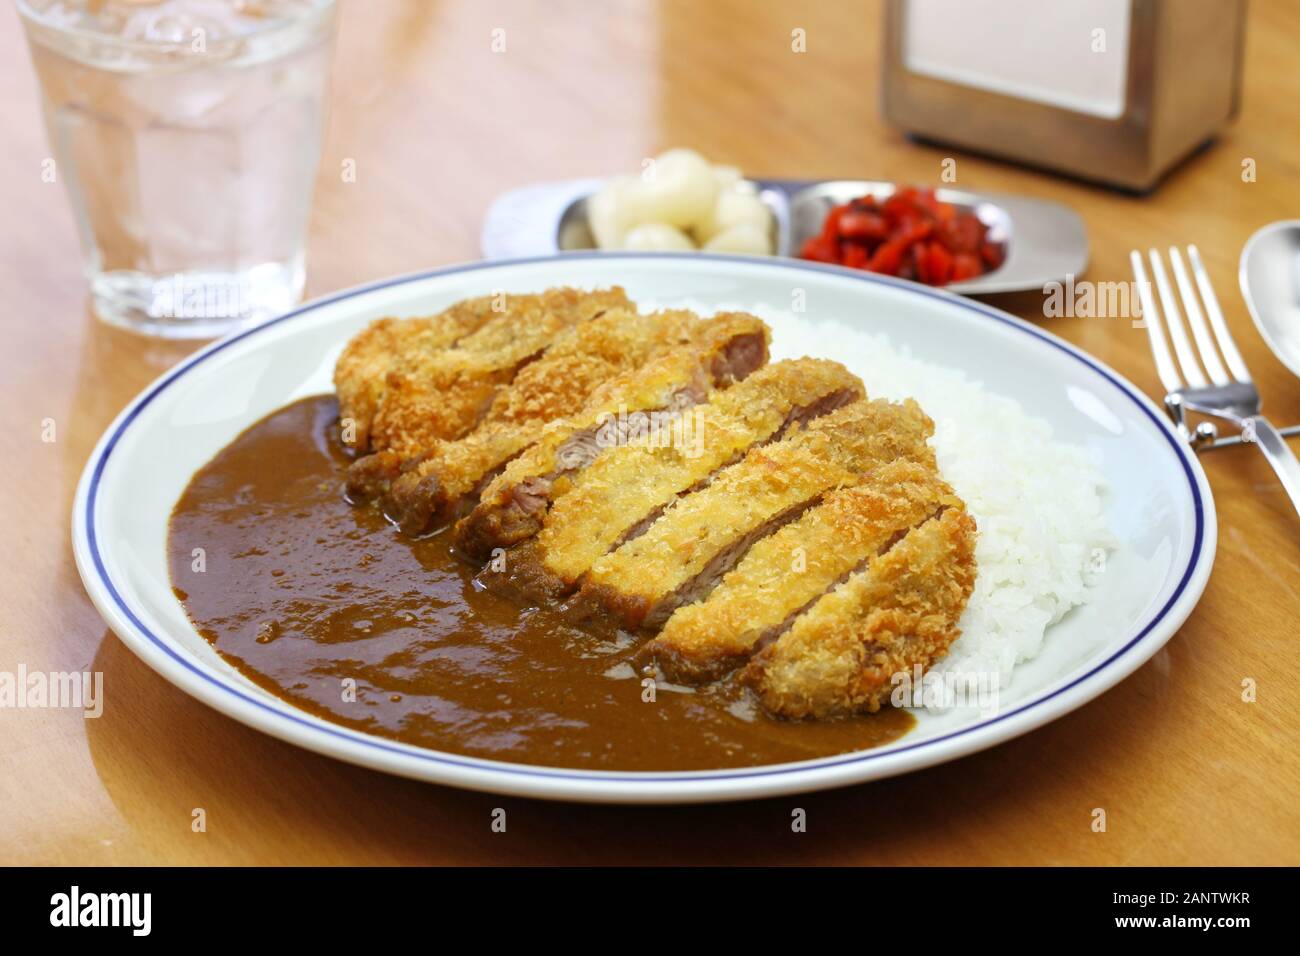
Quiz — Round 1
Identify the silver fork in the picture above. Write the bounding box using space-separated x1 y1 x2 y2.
1131 244 1300 516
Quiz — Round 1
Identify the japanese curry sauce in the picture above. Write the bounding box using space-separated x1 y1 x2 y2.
168 397 913 771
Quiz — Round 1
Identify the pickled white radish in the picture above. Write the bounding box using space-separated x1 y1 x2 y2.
712 165 744 190
617 148 717 229
696 189 772 244
587 177 635 250
587 149 771 254
621 223 695 251
702 223 772 255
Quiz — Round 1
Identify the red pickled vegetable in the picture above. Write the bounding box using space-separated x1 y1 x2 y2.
838 209 888 241
866 236 908 274
917 240 953 285
799 186 1004 286
952 253 983 281
842 243 869 269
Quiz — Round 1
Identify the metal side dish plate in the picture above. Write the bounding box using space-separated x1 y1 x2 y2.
482 177 1089 297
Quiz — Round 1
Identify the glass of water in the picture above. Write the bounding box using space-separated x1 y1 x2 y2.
18 0 337 338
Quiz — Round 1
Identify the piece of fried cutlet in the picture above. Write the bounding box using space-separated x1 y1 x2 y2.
743 506 977 719
334 294 504 453
571 397 936 631
339 286 631 459
638 458 962 683
473 358 865 600
346 307 697 502
452 314 777 557
371 310 769 533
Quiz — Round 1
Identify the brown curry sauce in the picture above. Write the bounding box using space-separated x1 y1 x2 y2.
168 396 913 771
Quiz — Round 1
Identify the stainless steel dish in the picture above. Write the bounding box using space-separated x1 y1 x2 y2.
482 177 1089 296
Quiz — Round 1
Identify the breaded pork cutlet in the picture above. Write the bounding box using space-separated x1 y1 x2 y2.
743 506 977 718
344 287 630 459
474 359 865 599
346 306 695 501
638 459 962 683
368 310 769 534
572 398 935 631
454 315 775 559
334 294 503 452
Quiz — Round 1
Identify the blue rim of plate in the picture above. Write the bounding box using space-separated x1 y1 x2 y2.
81 252 1207 784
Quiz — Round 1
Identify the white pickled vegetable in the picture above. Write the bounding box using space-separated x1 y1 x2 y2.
695 189 772 244
618 148 717 230
703 223 772 255
712 164 744 191
587 148 771 254
621 222 695 251
587 176 635 250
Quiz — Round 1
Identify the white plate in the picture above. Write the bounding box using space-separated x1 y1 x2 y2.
72 253 1216 804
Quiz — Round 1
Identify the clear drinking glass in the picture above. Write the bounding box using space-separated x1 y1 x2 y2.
18 0 337 338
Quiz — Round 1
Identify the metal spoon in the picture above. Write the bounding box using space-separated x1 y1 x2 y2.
1240 220 1300 379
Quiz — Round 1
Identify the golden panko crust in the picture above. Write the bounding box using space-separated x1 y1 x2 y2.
453 313 771 559
379 310 770 536
337 286 631 458
534 357 864 591
743 506 977 719
641 458 961 683
575 398 936 630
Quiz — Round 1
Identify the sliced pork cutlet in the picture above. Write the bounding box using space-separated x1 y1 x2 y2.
362 286 630 459
347 306 694 503
743 505 977 719
573 397 936 632
371 310 767 534
483 358 865 601
334 293 504 453
454 313 773 559
638 459 962 683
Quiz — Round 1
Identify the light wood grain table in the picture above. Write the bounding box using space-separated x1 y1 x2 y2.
2 0 1297 866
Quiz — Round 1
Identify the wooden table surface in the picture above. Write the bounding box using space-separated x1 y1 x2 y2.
2 0 1297 866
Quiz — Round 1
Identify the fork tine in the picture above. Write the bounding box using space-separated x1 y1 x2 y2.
1187 244 1253 383
1168 247 1229 386
1147 248 1208 388
1130 250 1184 393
